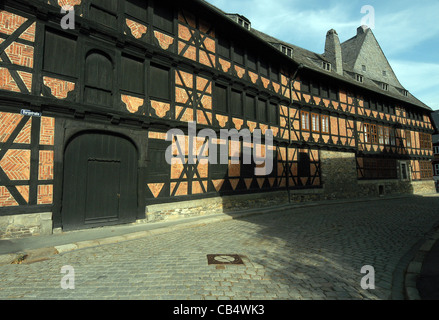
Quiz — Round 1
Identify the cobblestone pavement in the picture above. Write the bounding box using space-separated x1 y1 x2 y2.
1 196 439 300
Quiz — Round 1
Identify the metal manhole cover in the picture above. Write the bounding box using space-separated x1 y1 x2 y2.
207 254 245 265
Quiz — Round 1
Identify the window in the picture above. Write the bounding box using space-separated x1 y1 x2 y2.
419 133 432 149
238 17 250 30
44 29 77 77
233 45 244 65
217 37 231 59
420 161 433 180
270 66 279 82
311 80 319 96
259 61 268 77
390 129 396 146
89 0 118 29
362 65 367 71
402 90 408 97
231 90 243 116
377 101 383 112
361 158 397 179
298 152 310 178
378 126 384 145
321 115 329 134
406 131 412 148
126 0 148 22
214 83 228 113
389 106 395 114
268 103 279 125
382 83 389 91
400 162 409 180
301 111 310 131
281 45 293 58
153 2 173 34
383 71 387 77
434 146 439 155
322 62 331 71
121 55 144 94
149 63 170 100
370 124 377 144
84 51 113 107
329 86 338 100
383 127 390 145
320 83 329 98
435 164 439 176
363 123 370 143
247 53 257 71
356 74 363 83
363 99 370 109
301 78 310 93
311 113 320 132
257 99 267 122
245 95 256 120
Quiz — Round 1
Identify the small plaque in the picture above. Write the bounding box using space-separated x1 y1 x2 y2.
207 254 244 265
21 109 42 117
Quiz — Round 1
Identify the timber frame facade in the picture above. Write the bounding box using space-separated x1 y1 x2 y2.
0 0 435 237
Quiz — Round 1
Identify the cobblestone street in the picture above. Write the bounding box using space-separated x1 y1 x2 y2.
1 195 439 300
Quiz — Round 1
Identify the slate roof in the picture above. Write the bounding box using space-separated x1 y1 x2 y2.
196 0 432 112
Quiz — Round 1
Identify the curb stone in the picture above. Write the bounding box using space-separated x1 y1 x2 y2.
0 211 256 265
404 227 439 300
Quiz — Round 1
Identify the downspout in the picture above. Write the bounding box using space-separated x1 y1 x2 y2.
286 63 303 203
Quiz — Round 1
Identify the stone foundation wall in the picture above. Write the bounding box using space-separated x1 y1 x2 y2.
357 180 413 197
411 180 437 194
0 212 52 239
320 150 358 199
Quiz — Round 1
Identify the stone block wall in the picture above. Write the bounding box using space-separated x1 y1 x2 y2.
0 212 52 239
320 150 358 199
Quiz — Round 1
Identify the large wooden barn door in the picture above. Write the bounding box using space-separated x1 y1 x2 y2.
61 132 138 231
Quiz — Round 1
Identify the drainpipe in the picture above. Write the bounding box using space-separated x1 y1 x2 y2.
286 63 303 203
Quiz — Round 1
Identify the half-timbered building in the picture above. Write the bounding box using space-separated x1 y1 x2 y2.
0 0 435 238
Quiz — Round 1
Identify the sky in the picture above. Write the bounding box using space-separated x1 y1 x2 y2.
206 0 439 111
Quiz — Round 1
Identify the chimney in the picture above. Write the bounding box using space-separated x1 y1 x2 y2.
324 29 343 75
357 25 369 35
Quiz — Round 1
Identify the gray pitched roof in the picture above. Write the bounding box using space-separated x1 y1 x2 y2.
196 0 432 111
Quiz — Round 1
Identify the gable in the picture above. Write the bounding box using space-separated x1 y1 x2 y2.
346 29 403 88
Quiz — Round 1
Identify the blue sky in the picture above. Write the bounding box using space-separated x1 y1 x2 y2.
207 0 439 111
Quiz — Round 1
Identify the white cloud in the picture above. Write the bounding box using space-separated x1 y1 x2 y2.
390 59 439 110
373 3 439 56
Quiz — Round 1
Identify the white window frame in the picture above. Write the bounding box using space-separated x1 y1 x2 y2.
280 45 293 58
322 62 331 71
400 161 410 181
434 146 439 155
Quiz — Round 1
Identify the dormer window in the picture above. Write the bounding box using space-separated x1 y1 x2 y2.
382 83 388 91
226 14 251 30
322 62 331 71
238 17 251 30
356 74 363 83
402 90 408 97
281 45 293 58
